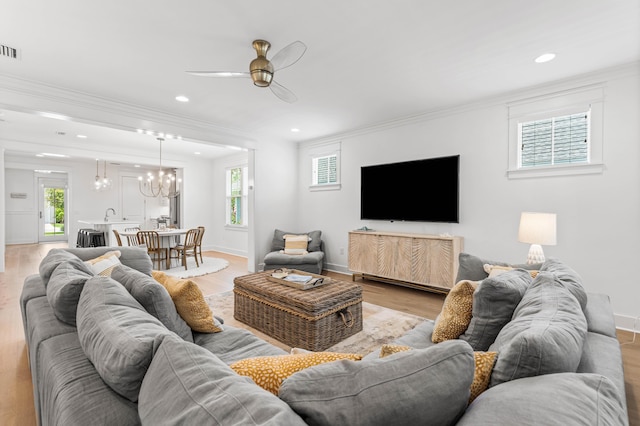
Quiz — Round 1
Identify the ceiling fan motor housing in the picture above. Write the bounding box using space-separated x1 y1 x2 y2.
250 40 273 87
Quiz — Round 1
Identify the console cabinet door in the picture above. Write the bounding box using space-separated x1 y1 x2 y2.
412 238 456 288
348 232 378 275
378 235 412 282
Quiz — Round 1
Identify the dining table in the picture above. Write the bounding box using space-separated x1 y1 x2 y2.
119 228 188 269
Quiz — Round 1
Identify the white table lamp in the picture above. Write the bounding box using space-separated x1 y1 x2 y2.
518 212 557 264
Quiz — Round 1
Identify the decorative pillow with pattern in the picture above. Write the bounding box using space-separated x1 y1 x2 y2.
432 280 479 343
230 352 362 395
282 234 310 255
469 351 497 403
84 250 122 276
152 271 223 333
379 344 412 358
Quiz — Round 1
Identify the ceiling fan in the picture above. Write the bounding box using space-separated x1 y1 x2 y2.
187 39 307 103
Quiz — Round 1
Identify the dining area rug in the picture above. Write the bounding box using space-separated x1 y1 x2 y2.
205 291 427 356
164 257 229 279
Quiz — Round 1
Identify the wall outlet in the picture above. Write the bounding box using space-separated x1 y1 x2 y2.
339 247 344 255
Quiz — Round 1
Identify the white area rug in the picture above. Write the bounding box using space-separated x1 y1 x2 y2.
164 257 229 279
205 291 427 356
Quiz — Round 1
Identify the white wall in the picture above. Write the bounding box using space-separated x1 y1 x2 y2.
252 138 299 272
298 65 640 327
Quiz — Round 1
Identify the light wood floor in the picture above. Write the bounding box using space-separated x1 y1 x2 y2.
1 243 638 425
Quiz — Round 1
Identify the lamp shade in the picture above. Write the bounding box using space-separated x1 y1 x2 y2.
518 212 557 246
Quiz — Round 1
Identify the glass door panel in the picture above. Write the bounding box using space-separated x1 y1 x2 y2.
39 178 68 242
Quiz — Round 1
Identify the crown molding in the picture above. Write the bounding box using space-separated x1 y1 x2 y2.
0 73 257 147
302 61 639 146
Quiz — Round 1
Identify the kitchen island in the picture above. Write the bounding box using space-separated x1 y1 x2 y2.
78 220 141 247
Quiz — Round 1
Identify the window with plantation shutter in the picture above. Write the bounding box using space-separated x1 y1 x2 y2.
507 85 604 179
313 154 337 185
309 141 341 191
519 111 589 167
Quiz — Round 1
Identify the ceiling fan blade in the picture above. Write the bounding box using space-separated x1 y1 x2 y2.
270 41 307 71
270 80 298 103
186 71 250 78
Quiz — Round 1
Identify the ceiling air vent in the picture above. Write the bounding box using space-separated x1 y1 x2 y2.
1 44 20 60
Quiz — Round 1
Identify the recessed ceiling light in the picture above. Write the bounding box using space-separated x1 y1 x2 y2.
535 53 556 63
77 134 87 139
39 153 69 158
134 164 140 168
194 152 201 155
175 95 189 102
38 112 70 121
291 128 300 132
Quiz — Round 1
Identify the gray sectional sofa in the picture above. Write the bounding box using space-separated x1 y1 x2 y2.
21 247 628 425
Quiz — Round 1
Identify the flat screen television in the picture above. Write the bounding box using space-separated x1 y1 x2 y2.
360 155 459 223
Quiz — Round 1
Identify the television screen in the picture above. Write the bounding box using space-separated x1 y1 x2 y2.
360 155 459 223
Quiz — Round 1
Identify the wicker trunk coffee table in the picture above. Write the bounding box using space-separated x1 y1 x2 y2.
233 271 363 351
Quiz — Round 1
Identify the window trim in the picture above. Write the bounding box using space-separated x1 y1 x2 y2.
309 141 341 191
225 164 248 228
507 85 604 179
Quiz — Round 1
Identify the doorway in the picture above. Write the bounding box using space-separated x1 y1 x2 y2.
38 177 68 242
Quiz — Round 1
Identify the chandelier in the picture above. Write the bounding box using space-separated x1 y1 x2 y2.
92 159 112 191
138 137 178 198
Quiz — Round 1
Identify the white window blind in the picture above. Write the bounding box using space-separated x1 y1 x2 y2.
313 154 337 185
519 111 589 167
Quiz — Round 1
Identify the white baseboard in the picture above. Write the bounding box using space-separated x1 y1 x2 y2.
207 245 247 258
615 314 640 333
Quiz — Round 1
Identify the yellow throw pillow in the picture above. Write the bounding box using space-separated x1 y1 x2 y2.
282 234 309 255
230 352 362 395
151 270 222 333
84 250 121 277
432 280 479 343
484 264 539 279
379 344 412 358
469 351 498 403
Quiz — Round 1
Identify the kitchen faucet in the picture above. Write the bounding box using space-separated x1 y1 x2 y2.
104 208 116 222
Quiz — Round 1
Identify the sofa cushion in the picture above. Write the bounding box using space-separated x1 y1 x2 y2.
432 279 478 343
138 335 307 425
39 249 92 285
152 271 223 333
377 344 497 404
458 373 627 426
76 276 173 402
279 340 475 426
194 325 288 364
84 250 121 276
460 269 532 351
111 264 193 342
230 352 362 395
489 272 587 387
38 332 140 426
456 252 541 282
263 250 324 266
46 261 94 325
272 229 322 252
65 246 153 275
540 258 588 311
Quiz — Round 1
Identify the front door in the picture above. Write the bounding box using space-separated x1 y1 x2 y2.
38 177 68 242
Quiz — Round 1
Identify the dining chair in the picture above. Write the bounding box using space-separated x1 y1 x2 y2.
195 226 205 263
112 229 123 246
137 230 169 269
170 228 199 270
124 227 142 246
